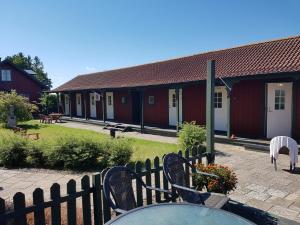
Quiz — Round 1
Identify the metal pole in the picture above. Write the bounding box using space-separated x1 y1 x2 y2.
84 92 87 120
175 88 180 132
206 60 215 163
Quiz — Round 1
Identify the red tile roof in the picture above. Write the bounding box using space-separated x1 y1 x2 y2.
53 36 300 92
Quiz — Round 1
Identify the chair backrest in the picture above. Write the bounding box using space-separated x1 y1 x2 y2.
103 166 138 212
163 153 195 201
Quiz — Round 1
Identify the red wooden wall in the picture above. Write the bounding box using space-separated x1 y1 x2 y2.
114 91 133 123
182 84 206 125
231 80 265 138
0 62 44 102
144 88 169 127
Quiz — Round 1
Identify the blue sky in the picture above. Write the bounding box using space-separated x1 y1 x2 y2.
0 0 299 88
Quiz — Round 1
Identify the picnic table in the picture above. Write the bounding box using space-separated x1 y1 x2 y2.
49 113 63 123
105 203 255 225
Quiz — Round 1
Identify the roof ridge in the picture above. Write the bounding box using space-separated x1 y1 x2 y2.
76 35 300 77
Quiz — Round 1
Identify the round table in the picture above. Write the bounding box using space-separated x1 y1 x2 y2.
105 203 255 225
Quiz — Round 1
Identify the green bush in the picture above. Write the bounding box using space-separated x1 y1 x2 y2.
47 136 109 170
0 90 38 123
106 138 133 166
178 121 206 151
26 143 46 167
0 132 28 167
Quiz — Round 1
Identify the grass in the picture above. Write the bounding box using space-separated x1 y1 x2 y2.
9 120 178 162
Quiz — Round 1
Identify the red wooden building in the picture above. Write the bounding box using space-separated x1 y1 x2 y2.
0 60 47 103
52 36 300 139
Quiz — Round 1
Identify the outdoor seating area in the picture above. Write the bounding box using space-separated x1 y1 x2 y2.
39 113 63 124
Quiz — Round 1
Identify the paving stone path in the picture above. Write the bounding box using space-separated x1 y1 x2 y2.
1 130 300 223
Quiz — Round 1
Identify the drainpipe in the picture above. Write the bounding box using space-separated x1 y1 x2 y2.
140 90 144 133
206 60 215 164
175 87 180 132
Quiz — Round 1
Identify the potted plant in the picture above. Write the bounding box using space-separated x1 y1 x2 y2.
193 163 238 195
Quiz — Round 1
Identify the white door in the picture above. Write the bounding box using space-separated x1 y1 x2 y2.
90 93 97 118
64 95 70 115
168 89 182 126
106 92 114 120
76 93 82 116
214 86 228 131
267 83 292 138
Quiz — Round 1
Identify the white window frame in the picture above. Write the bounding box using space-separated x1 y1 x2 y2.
214 92 222 108
1 70 11 81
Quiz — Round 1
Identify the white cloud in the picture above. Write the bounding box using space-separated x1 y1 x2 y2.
85 66 96 71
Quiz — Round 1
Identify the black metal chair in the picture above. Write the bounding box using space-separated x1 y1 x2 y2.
103 166 175 214
163 153 229 209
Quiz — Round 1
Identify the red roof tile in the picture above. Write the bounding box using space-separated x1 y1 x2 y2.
53 36 300 92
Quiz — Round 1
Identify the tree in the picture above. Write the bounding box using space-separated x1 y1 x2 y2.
0 90 38 123
5 53 52 89
39 93 58 114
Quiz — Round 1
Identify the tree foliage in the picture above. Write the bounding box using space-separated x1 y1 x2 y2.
0 90 38 123
39 93 58 114
5 52 52 89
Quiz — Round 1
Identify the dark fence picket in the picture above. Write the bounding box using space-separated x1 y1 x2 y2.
101 170 111 223
191 148 197 186
145 159 152 205
0 198 6 225
153 157 161 203
92 173 103 225
33 188 46 225
13 192 27 225
81 176 92 225
0 150 204 225
50 183 61 225
67 180 77 225
135 161 143 207
184 149 190 187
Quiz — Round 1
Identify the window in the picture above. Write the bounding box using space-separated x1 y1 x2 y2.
108 96 112 106
172 94 176 107
77 95 81 105
121 96 127 104
148 96 155 105
275 89 285 110
1 70 11 81
91 95 95 105
214 92 222 108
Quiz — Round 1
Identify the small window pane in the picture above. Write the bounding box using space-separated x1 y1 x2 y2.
275 90 280 97
91 96 95 105
121 96 127 104
148 96 155 105
172 94 176 107
108 96 112 105
275 97 280 104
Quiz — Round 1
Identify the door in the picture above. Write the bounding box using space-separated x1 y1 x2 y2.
214 86 228 131
168 89 182 126
64 95 70 115
106 92 114 120
267 83 292 138
76 93 82 116
90 93 97 118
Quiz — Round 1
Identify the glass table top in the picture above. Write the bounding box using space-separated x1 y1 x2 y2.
105 203 255 225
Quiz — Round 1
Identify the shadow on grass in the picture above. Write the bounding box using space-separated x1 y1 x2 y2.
227 200 300 225
18 123 48 130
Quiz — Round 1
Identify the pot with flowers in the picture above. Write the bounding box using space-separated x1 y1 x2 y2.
193 163 238 195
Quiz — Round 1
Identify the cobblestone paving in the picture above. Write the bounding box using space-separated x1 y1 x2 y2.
215 143 300 223
1 142 300 223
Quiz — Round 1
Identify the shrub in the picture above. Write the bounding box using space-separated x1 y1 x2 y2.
178 121 206 151
0 132 28 167
0 90 38 123
106 138 133 166
26 143 46 167
39 93 58 114
47 136 108 170
193 163 238 195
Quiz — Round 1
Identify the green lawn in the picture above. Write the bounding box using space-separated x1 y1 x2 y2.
13 120 178 162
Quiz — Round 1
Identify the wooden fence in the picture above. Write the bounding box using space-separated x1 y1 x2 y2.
0 148 205 225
